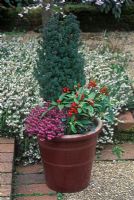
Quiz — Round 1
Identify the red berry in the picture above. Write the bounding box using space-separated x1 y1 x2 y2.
68 111 73 117
77 83 81 88
68 107 78 116
75 92 78 98
71 102 78 107
57 99 62 103
88 80 97 88
63 87 70 93
81 94 85 100
100 86 108 95
88 99 94 106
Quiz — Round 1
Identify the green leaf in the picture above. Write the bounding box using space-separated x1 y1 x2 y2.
58 104 64 110
82 102 88 109
79 120 90 125
94 104 102 108
87 92 96 99
104 115 114 123
87 106 94 115
51 101 57 106
64 104 71 108
70 123 77 133
59 93 66 101
76 121 84 127
74 98 79 104
78 108 82 113
70 115 75 122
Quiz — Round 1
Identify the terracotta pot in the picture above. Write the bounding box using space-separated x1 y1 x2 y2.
38 119 102 193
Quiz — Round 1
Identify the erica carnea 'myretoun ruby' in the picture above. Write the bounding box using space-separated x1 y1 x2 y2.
25 103 66 141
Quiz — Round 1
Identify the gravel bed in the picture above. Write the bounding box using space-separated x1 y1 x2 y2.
63 161 134 200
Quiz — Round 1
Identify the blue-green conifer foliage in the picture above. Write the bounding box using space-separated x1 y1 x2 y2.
35 14 85 101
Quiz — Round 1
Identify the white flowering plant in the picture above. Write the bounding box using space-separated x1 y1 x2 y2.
0 33 133 164
84 45 134 143
0 34 41 164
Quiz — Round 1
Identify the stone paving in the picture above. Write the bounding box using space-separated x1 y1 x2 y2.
13 164 57 200
0 138 15 200
96 143 134 161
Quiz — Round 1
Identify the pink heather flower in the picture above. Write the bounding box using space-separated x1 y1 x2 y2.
25 102 66 141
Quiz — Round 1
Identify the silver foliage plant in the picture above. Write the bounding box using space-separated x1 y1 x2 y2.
0 34 133 164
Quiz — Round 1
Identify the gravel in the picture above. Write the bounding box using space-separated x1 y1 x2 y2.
63 161 134 200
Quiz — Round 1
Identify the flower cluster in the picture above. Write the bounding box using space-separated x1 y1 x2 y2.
68 102 79 117
63 87 70 93
49 80 111 134
25 103 66 141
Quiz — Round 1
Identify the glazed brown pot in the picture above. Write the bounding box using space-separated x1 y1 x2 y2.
38 119 102 193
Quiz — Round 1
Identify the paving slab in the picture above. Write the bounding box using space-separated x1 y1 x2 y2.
14 164 57 200
0 185 12 197
0 138 15 144
16 164 43 174
14 184 56 195
0 197 10 200
0 173 12 185
14 173 45 185
13 196 57 200
0 163 13 173
97 143 134 160
0 144 14 153
0 137 15 200
0 153 14 163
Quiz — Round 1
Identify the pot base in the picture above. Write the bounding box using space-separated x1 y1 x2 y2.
43 160 93 193
38 119 102 193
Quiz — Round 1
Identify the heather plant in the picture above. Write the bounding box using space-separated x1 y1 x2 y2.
25 103 66 141
35 13 85 101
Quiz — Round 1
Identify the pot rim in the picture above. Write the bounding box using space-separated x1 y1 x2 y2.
51 118 103 142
